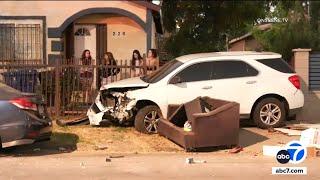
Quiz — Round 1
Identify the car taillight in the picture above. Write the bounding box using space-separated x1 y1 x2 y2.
10 97 37 111
289 75 301 89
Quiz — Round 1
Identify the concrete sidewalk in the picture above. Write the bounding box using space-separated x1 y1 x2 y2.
0 153 319 179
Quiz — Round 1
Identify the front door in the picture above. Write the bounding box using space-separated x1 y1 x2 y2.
74 24 97 60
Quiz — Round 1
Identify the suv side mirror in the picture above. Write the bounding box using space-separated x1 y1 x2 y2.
170 76 182 84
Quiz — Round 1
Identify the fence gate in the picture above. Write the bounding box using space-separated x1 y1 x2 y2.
309 52 320 90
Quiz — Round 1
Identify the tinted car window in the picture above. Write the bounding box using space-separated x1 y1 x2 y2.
257 58 295 73
212 60 258 79
141 59 183 83
175 62 213 83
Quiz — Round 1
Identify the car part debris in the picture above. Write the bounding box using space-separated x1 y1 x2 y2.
95 144 108 150
87 89 138 126
274 128 302 136
262 145 282 157
229 146 243 153
109 155 124 158
56 115 89 126
300 128 320 148
185 157 207 164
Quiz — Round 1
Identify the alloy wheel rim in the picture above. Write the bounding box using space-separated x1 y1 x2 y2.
259 103 281 125
144 110 160 133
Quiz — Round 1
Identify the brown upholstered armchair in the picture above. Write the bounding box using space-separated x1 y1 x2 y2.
158 97 240 150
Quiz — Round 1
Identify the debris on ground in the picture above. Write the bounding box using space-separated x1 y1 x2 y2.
274 128 302 136
109 155 124 158
94 144 108 150
56 115 89 127
229 146 243 154
307 147 318 158
185 157 207 164
267 127 276 133
105 158 112 162
285 123 320 131
277 141 285 145
263 145 282 157
33 148 41 152
300 128 320 148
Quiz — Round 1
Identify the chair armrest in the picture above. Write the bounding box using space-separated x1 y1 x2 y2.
192 102 237 118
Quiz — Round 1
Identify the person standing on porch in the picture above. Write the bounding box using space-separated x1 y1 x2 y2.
101 52 120 86
79 49 94 103
131 50 144 77
145 49 159 74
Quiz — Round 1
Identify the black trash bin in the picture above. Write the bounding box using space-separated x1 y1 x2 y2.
2 69 39 93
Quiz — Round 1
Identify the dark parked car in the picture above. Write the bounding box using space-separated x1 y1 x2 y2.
0 83 52 148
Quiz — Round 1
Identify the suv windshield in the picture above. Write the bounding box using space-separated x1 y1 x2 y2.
141 59 183 83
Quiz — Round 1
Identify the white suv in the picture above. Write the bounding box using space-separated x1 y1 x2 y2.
87 51 304 133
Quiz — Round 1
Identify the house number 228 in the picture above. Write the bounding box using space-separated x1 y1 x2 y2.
113 32 126 36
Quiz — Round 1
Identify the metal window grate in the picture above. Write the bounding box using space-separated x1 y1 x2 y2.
0 24 42 64
309 53 320 90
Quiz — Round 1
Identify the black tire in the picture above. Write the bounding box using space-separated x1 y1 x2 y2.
134 105 162 134
253 97 286 129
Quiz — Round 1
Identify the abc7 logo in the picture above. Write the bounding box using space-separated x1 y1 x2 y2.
276 141 307 164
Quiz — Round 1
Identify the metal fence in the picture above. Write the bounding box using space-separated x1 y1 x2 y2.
0 59 157 120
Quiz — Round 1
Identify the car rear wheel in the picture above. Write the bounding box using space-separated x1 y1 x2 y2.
253 98 286 129
134 105 162 134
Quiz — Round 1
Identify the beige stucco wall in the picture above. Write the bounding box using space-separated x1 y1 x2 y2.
0 1 148 61
293 49 320 123
0 1 147 27
76 15 147 61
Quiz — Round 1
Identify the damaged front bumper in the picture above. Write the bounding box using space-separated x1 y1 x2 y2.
87 91 137 126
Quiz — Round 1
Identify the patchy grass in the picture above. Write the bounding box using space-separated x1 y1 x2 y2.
50 132 79 146
53 122 183 153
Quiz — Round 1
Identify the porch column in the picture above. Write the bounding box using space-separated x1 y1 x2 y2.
293 48 311 91
146 9 152 51
292 48 314 122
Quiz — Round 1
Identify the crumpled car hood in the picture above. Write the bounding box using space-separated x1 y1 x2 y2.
100 77 149 90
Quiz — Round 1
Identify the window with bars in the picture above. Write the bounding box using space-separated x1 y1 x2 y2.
0 23 42 64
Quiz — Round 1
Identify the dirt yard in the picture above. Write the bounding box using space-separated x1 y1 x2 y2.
53 123 183 153
0 120 301 157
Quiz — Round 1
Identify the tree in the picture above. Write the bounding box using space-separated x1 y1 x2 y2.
161 0 270 57
252 1 320 61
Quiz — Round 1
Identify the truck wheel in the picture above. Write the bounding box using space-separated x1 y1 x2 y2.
253 97 286 129
134 105 162 134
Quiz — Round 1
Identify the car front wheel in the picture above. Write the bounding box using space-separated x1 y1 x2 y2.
134 105 162 134
253 98 286 129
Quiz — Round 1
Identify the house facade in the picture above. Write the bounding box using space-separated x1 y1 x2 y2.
0 0 162 64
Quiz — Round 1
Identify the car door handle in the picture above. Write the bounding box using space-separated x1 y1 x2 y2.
202 86 212 90
246 81 257 84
